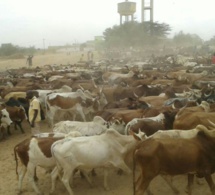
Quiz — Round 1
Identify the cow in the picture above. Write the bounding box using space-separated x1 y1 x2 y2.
100 84 162 103
51 129 145 195
0 104 27 134
125 111 177 136
103 97 150 110
147 124 208 139
124 113 166 135
138 88 177 107
174 100 210 120
0 108 13 140
35 85 73 110
53 116 108 136
133 129 215 195
102 70 135 85
3 91 26 101
14 136 63 195
173 111 215 130
14 132 82 195
45 89 106 127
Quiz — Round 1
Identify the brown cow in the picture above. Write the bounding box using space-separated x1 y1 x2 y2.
0 104 27 134
125 111 177 135
138 88 177 107
133 129 215 195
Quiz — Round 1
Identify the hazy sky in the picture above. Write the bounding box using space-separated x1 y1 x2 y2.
0 0 214 48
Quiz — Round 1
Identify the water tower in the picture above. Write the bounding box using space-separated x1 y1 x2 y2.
118 1 136 25
141 0 154 22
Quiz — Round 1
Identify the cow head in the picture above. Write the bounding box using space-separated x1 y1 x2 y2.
0 109 13 126
129 129 147 141
109 117 126 135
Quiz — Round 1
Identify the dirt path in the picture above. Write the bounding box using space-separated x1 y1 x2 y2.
0 120 213 195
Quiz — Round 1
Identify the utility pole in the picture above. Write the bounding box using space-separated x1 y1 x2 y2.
43 38 45 54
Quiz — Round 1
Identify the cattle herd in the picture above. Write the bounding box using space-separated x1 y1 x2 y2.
1 53 215 195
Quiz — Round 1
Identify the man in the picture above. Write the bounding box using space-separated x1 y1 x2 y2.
26 55 33 67
212 53 215 65
26 90 41 135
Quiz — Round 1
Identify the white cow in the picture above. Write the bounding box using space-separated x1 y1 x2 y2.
1 108 13 126
51 129 145 195
53 116 108 136
102 70 135 85
0 108 13 139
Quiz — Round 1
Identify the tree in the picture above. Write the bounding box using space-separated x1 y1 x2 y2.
103 21 171 49
0 44 36 58
206 36 215 45
173 31 203 46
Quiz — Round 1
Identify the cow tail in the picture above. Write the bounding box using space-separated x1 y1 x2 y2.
133 149 136 195
14 146 19 180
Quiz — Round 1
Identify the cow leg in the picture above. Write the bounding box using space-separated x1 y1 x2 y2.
34 167 39 181
27 163 42 195
15 121 25 134
76 106 86 121
80 170 93 187
104 168 110 190
50 167 59 194
135 175 152 195
91 169 97 176
134 163 157 195
7 126 11 135
196 177 204 185
112 159 131 174
161 175 179 194
134 172 153 195
185 174 194 195
61 168 75 195
204 174 215 195
18 165 27 193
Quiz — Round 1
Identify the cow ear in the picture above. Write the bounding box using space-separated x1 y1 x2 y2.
129 130 141 141
128 130 134 136
114 120 119 125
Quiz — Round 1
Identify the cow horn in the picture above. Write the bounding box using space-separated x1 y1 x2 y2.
208 120 215 128
204 90 212 97
99 86 104 94
133 92 139 98
78 84 85 91
91 77 98 89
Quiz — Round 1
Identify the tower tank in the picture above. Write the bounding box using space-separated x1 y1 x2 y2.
118 1 136 24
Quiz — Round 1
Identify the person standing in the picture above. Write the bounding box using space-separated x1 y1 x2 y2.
212 53 215 65
90 52 94 61
26 90 41 135
26 55 33 67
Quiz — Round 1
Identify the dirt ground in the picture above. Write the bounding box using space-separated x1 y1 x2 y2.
0 53 214 195
0 115 214 195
